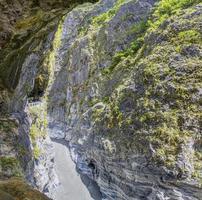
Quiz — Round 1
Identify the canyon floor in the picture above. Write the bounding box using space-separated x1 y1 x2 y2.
53 140 102 200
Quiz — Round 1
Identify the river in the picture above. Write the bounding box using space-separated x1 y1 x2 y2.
53 140 102 200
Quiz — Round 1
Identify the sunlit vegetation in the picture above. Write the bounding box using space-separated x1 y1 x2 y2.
0 178 50 200
89 0 202 181
29 104 47 159
92 0 126 26
149 0 201 30
0 157 22 177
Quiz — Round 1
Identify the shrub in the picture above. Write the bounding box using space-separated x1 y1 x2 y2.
149 0 201 29
15 10 44 30
29 104 47 160
0 157 22 177
33 146 41 160
178 30 201 43
93 0 125 26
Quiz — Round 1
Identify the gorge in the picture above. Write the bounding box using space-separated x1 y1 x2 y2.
0 0 202 199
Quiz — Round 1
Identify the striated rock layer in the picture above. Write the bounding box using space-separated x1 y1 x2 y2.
47 0 202 199
0 0 202 199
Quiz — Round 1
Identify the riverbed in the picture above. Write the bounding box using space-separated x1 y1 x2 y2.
53 140 101 200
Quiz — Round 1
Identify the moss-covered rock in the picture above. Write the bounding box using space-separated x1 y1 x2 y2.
0 157 22 178
0 178 50 200
91 1 202 183
46 0 201 199
1 0 202 199
29 103 48 159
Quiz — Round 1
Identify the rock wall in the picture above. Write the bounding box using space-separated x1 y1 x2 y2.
0 0 98 199
0 112 52 200
0 11 59 196
0 0 201 199
47 0 202 199
0 0 98 49
0 2 62 199
28 102 59 198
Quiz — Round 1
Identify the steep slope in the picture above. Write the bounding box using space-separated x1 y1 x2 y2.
0 116 51 200
0 0 97 199
47 0 202 199
0 0 97 49
0 0 201 199
0 178 50 200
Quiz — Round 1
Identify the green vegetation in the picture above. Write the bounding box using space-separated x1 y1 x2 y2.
92 100 123 129
18 145 28 157
0 178 50 200
193 151 202 185
92 0 126 26
29 104 48 159
101 20 148 76
0 157 22 177
0 119 16 133
30 122 47 141
100 0 202 78
91 0 202 180
53 16 65 49
127 20 148 35
148 112 191 167
33 146 41 160
178 30 201 43
88 98 99 107
15 10 44 30
107 104 123 128
149 0 201 30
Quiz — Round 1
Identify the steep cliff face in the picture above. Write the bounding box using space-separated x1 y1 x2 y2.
0 178 51 200
0 0 202 199
47 0 202 199
0 0 97 199
0 0 97 49
0 114 52 199
0 4 62 197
